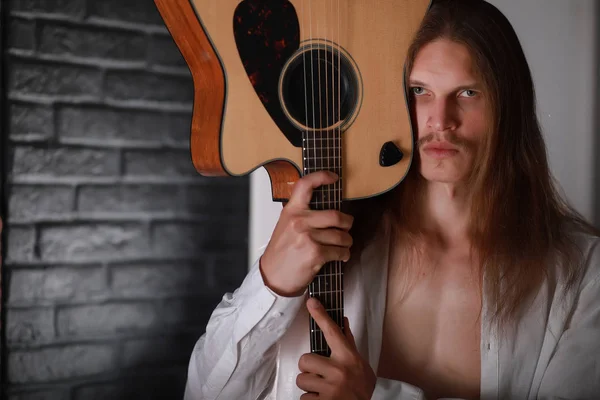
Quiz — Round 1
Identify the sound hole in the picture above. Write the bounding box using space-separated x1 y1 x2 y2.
280 46 359 130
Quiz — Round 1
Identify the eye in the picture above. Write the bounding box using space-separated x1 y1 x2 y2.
460 89 478 98
411 87 425 95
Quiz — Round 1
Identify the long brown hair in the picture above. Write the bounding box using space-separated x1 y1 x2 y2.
346 0 600 330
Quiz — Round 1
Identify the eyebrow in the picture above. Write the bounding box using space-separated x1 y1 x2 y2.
408 79 482 92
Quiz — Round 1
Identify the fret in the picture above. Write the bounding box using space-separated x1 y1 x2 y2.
309 190 343 209
304 161 342 171
310 191 342 202
304 156 339 163
302 137 342 145
309 196 342 203
304 140 341 146
302 148 342 158
312 185 342 191
308 289 342 296
304 168 342 177
303 130 342 138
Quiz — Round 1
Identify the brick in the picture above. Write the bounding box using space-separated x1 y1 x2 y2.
58 300 214 339
57 105 190 144
111 263 209 298
157 298 216 328
39 224 149 262
9 186 74 220
7 390 68 400
124 150 196 177
8 59 102 97
56 303 158 337
72 384 121 400
6 308 54 346
104 70 193 102
9 102 53 137
8 345 116 383
165 114 192 144
152 221 247 258
39 22 146 61
151 222 212 257
147 35 186 67
88 0 164 26
12 0 85 18
12 146 120 177
8 267 107 304
8 18 36 51
184 182 250 215
77 185 181 213
212 252 249 290
5 226 36 262
121 335 197 368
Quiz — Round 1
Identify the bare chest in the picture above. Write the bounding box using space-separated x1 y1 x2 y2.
377 252 482 400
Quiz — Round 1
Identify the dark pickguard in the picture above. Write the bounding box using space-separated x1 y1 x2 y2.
233 0 302 147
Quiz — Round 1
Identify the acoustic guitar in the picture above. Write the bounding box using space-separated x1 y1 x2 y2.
154 0 430 358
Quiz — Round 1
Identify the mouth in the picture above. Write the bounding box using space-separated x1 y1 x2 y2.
421 144 459 159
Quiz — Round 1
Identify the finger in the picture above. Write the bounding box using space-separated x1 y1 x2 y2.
309 228 353 248
312 244 351 267
296 372 329 394
305 209 354 231
298 353 338 377
343 317 358 351
288 171 339 209
307 298 351 357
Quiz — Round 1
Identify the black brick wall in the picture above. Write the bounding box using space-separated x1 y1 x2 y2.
1 0 250 399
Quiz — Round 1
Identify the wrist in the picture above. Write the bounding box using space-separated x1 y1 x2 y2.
259 256 305 298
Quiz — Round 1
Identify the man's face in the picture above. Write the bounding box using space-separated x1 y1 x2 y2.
409 38 490 184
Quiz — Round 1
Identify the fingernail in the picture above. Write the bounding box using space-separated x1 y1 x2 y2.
308 298 321 309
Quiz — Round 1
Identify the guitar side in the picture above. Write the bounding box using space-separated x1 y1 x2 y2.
154 0 300 201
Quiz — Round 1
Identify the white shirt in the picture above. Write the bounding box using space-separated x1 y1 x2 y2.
184 229 600 400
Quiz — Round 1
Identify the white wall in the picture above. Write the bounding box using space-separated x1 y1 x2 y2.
486 0 598 219
249 1 599 268
249 167 283 266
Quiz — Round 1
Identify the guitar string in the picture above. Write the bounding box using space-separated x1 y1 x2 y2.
331 0 337 335
324 0 331 341
306 0 316 354
338 0 343 338
314 2 326 351
335 0 340 337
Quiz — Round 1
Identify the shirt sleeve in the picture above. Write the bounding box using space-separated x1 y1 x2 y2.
183 256 307 400
537 239 600 399
372 377 426 400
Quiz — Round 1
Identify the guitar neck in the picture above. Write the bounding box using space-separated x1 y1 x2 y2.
308 261 345 357
303 129 344 357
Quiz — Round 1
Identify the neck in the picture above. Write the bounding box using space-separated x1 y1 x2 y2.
419 179 472 250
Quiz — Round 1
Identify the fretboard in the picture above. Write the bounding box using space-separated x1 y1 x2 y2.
303 129 344 357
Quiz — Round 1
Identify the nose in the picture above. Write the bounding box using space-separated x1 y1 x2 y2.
426 98 458 132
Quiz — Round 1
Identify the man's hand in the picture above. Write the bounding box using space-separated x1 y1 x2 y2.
296 298 376 400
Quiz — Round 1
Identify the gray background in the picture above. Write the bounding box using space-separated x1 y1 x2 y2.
1 0 249 399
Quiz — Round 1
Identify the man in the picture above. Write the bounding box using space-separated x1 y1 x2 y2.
184 1 600 399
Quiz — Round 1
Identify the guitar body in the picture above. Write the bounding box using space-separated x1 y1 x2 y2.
154 0 430 202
